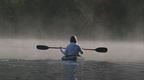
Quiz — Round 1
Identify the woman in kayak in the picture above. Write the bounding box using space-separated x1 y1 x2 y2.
60 35 83 61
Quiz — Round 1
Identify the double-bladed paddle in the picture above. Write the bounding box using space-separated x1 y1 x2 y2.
36 45 108 53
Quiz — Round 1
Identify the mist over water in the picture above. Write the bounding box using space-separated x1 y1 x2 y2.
0 0 143 62
0 39 143 63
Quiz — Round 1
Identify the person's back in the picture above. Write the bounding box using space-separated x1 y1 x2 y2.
60 36 83 61
65 42 82 56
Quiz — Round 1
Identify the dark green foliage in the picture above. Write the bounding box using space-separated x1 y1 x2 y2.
0 0 143 40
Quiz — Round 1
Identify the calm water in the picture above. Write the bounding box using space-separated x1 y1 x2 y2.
0 59 144 80
0 39 143 80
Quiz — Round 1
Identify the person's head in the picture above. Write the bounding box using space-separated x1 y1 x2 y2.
70 35 78 43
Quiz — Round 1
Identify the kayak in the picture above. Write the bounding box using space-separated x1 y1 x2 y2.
61 56 77 61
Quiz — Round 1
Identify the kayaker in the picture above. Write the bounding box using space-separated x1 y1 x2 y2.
60 35 83 61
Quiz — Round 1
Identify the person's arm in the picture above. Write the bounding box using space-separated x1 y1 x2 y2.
80 47 83 54
76 46 83 57
78 45 83 54
60 47 65 55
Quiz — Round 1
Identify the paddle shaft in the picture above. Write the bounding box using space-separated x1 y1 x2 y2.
36 45 108 53
48 47 95 51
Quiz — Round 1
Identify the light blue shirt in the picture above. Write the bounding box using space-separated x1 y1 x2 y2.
60 43 83 56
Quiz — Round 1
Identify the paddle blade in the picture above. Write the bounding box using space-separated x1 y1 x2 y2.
36 45 49 50
95 47 108 53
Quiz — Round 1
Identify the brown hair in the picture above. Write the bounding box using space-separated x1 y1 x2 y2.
70 36 78 43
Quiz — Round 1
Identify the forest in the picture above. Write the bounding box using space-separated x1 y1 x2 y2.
0 0 143 40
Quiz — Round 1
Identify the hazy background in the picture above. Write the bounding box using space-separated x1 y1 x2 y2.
0 0 143 62
0 0 143 40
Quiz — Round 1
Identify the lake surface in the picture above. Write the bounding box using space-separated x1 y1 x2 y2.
0 39 143 80
0 59 144 80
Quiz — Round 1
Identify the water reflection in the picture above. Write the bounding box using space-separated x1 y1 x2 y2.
63 61 78 80
0 59 144 80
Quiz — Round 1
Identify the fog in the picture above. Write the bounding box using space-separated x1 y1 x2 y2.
0 0 143 40
0 0 143 62
0 39 143 63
